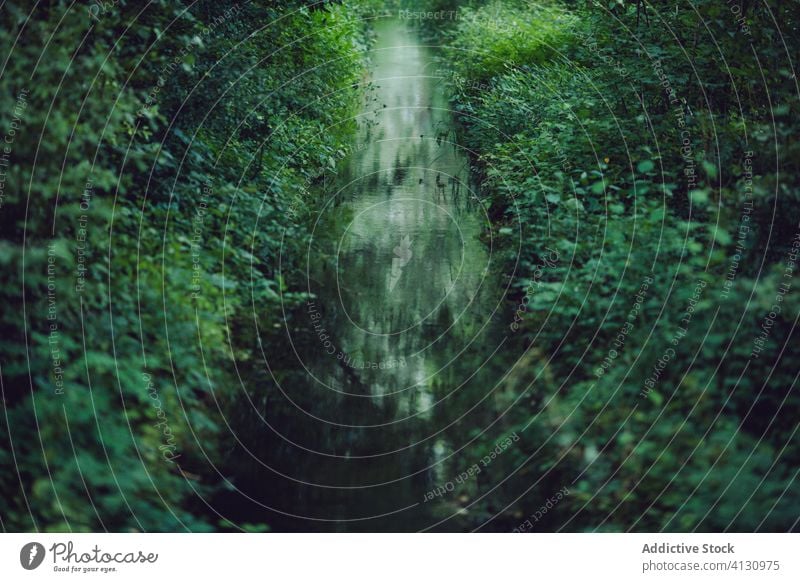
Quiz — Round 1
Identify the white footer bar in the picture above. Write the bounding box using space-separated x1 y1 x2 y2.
1 533 797 581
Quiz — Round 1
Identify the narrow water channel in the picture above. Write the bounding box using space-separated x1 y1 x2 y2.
224 18 510 531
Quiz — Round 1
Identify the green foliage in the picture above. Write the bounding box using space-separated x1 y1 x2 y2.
437 0 800 531
0 0 365 531
447 1 576 81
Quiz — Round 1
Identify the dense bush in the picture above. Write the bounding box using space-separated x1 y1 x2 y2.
436 0 800 531
0 0 365 531
2 0 797 534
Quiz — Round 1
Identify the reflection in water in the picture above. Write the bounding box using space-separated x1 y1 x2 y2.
222 19 509 531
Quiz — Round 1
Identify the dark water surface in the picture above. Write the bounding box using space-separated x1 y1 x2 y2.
222 19 512 531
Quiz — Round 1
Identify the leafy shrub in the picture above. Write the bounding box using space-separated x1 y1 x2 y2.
436 0 800 531
0 0 365 531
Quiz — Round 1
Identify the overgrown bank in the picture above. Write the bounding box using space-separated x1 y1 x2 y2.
430 0 800 531
0 0 366 531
